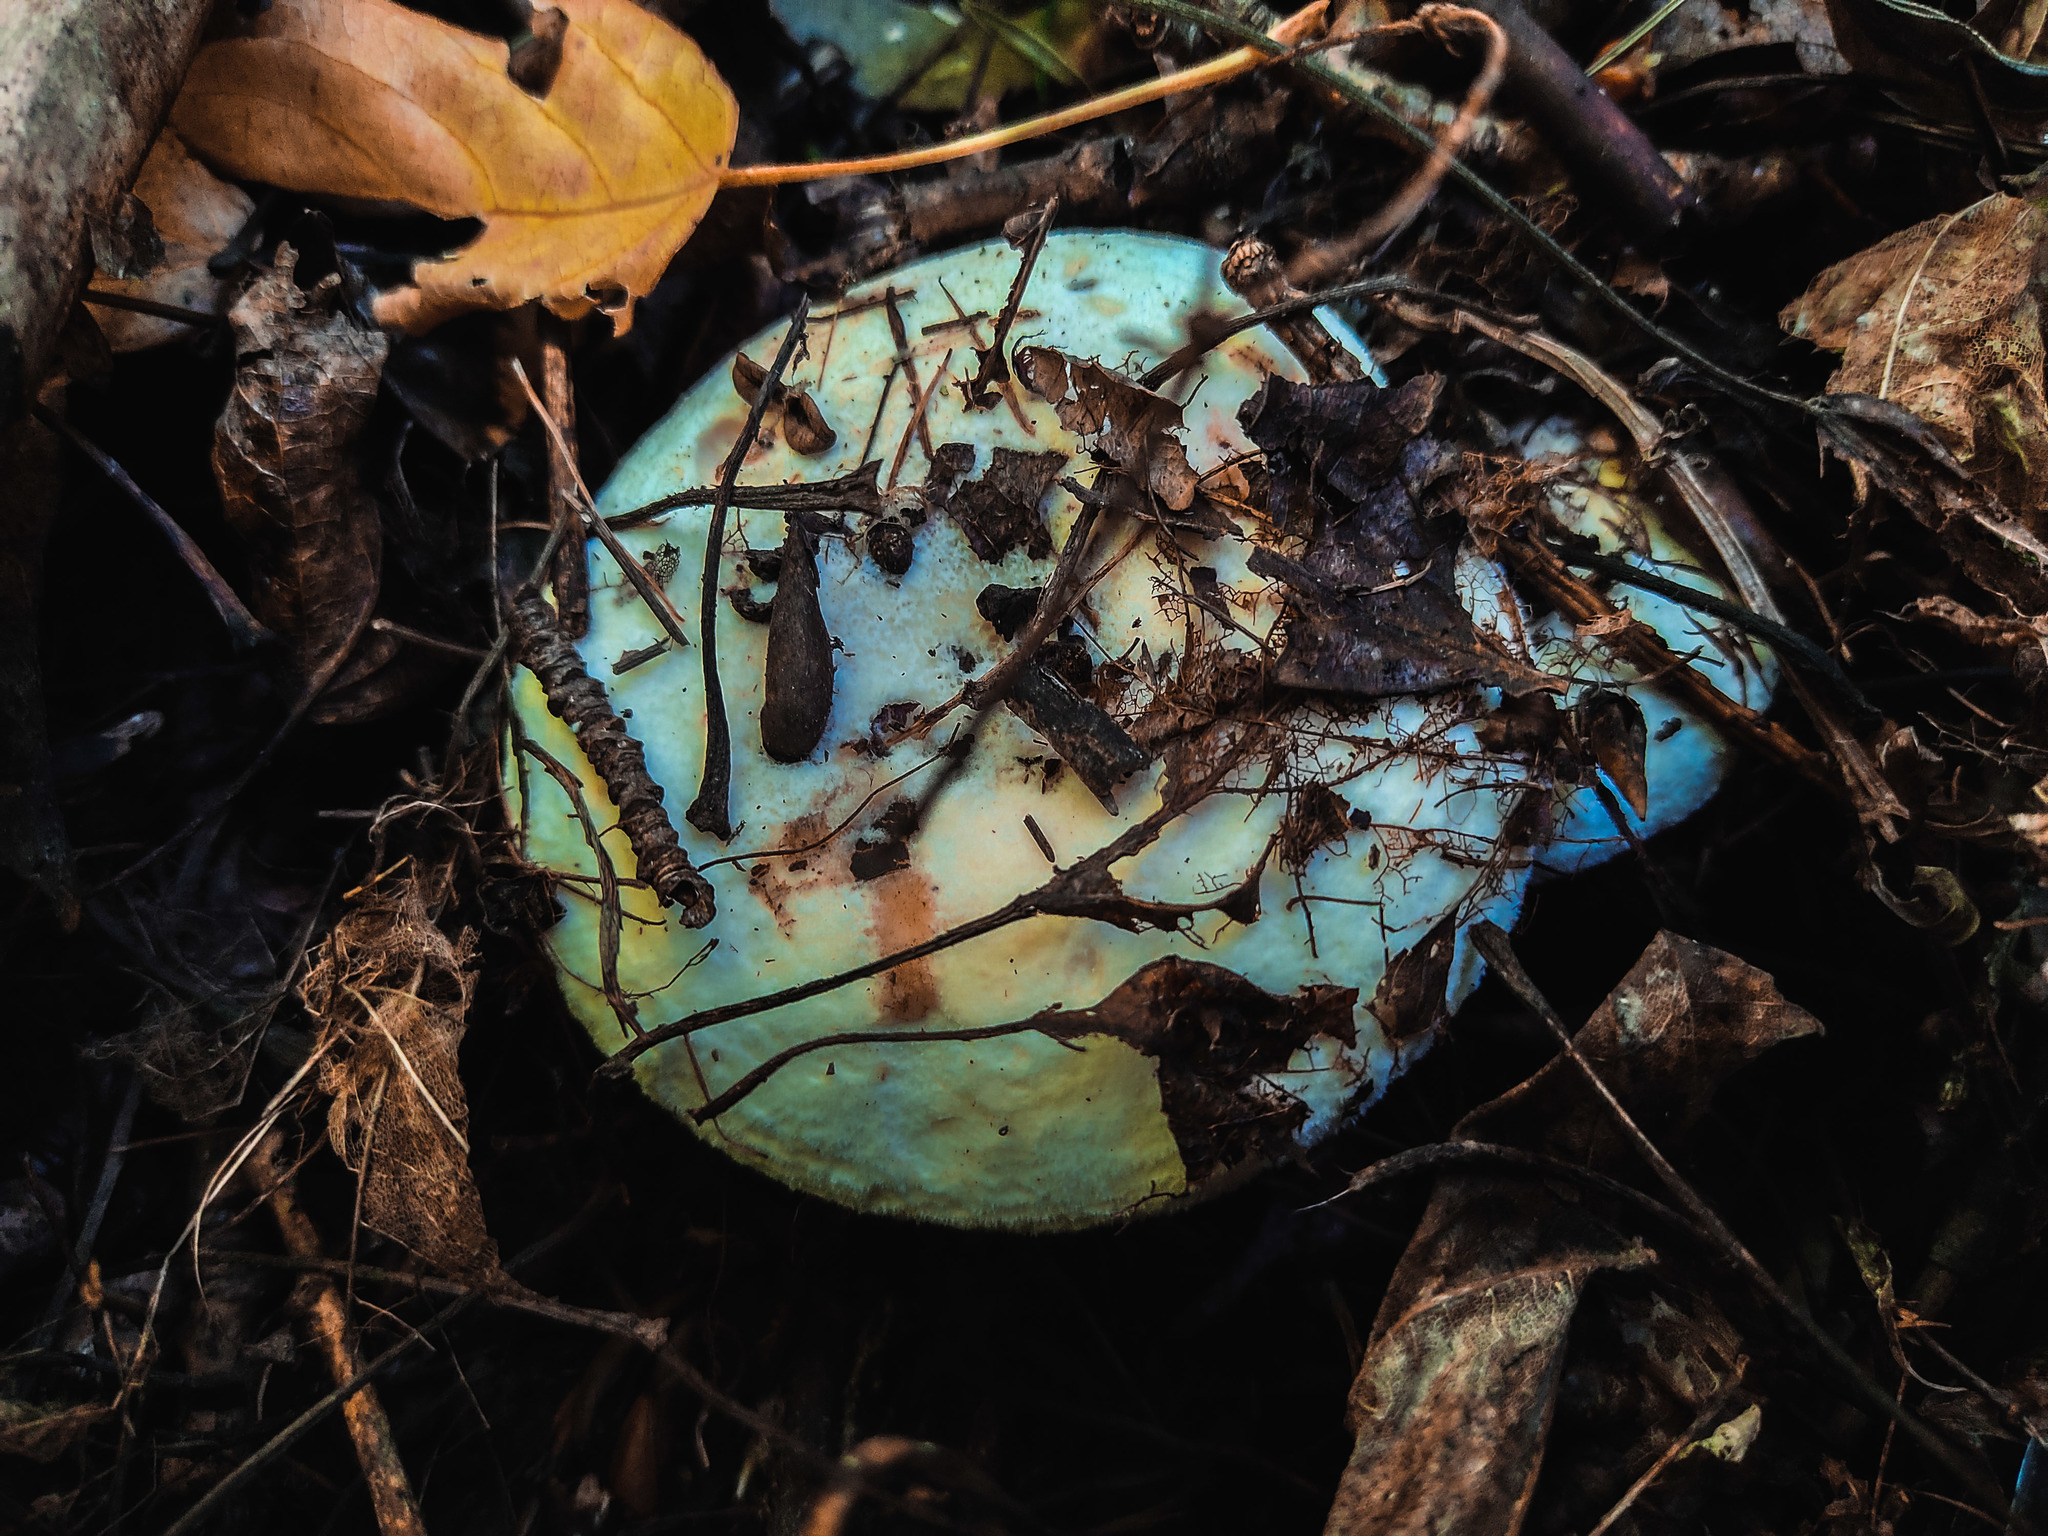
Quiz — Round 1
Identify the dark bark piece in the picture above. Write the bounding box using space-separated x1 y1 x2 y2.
1006 663 1150 812
1475 691 1562 754
1325 935 1820 1536
759 515 835 763
936 445 1066 562
976 583 1045 641
510 595 715 927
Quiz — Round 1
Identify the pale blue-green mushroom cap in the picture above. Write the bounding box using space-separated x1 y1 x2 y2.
505 231 1768 1229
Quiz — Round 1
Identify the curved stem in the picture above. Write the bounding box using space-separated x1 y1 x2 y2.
717 1 1327 187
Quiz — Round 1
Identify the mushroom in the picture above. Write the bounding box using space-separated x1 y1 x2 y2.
507 231 1765 1229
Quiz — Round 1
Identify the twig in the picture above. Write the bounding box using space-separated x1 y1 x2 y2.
370 617 490 660
718 2 1329 187
157 1187 616 1536
1584 1374 1746 1536
34 406 268 650
963 195 1058 409
509 359 694 656
1288 4 1508 284
905 498 1103 830
1130 0 1814 414
1135 274 1533 390
688 295 812 841
79 288 224 328
508 593 715 922
604 464 884 532
540 315 590 636
198 1249 667 1350
33 1074 142 1348
519 734 642 1039
1318 1138 1712 1245
251 1132 425 1536
1553 544 1877 724
600 747 1262 1079
1487 521 1839 791
1468 922 2034 1533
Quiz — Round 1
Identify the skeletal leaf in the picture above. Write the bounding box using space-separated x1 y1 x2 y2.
172 0 739 335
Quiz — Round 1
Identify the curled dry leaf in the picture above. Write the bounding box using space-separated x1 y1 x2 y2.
1782 189 2048 516
93 131 253 353
215 244 413 725
171 0 739 335
303 871 499 1283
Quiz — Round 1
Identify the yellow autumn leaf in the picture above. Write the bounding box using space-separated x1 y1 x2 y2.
171 0 738 335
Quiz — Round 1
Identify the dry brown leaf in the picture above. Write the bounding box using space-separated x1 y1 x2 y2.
95 131 253 353
305 870 498 1283
171 0 738 335
215 242 423 725
1782 192 2048 515
1014 346 1200 510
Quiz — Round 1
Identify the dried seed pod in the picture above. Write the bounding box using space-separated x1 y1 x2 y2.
865 517 915 575
758 514 835 762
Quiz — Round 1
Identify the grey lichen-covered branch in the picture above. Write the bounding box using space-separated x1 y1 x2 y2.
0 0 218 421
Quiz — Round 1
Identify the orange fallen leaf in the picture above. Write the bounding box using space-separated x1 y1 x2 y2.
171 0 738 335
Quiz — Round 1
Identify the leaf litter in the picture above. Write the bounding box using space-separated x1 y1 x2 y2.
16 0 2048 1529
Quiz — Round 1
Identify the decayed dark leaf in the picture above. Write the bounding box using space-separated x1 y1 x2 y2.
932 444 1066 562
1237 372 1556 702
1810 395 2048 615
1823 0 2048 140
1013 346 1197 510
1326 934 1820 1536
303 870 499 1283
1365 910 1460 1042
1060 956 1355 1183
215 242 411 724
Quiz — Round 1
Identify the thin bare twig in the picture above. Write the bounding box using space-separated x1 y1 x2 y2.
689 296 812 841
252 1131 426 1536
35 406 268 650
199 1249 667 1350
